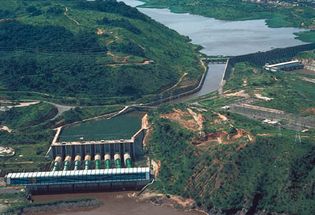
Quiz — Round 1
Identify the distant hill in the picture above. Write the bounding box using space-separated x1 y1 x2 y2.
0 0 203 103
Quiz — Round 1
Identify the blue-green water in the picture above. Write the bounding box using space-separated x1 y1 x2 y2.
59 112 144 142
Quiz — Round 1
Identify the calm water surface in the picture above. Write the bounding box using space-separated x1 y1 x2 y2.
121 0 305 56
121 0 306 97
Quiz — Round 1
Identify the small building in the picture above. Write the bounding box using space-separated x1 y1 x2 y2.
264 60 304 72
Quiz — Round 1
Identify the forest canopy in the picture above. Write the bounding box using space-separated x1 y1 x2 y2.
0 0 203 101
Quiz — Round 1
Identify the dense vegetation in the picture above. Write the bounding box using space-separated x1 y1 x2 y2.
77 0 147 21
295 30 315 43
0 103 56 175
0 22 104 52
0 102 57 129
0 0 203 102
148 119 196 195
149 117 314 214
97 17 142 34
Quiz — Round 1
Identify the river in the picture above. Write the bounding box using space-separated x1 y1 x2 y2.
121 0 306 98
33 1 307 214
33 192 204 215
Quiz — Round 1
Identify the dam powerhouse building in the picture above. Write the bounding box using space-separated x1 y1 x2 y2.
5 112 152 193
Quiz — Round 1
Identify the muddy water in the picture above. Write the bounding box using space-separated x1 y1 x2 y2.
33 192 204 215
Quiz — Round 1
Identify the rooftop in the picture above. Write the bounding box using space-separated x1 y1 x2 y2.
265 60 300 68
6 167 150 179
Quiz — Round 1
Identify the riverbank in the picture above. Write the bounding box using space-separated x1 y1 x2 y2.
134 191 208 215
0 182 206 215
9 199 101 215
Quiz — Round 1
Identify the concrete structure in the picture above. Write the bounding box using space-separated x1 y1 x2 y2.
47 114 148 170
5 167 150 193
5 114 151 193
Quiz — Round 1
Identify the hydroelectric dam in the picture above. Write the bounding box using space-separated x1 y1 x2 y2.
5 113 152 193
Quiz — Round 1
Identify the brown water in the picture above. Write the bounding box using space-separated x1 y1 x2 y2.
32 192 205 215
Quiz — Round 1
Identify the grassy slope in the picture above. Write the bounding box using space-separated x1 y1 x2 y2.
0 0 203 101
0 103 57 129
148 52 315 214
0 103 57 174
141 0 315 42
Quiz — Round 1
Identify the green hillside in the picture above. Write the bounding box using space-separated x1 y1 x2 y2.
0 0 203 103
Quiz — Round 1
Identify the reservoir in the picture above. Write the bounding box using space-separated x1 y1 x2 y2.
59 112 144 142
120 0 306 97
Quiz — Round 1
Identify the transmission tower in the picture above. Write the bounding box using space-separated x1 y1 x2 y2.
277 123 282 137
295 132 301 144
294 118 302 144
